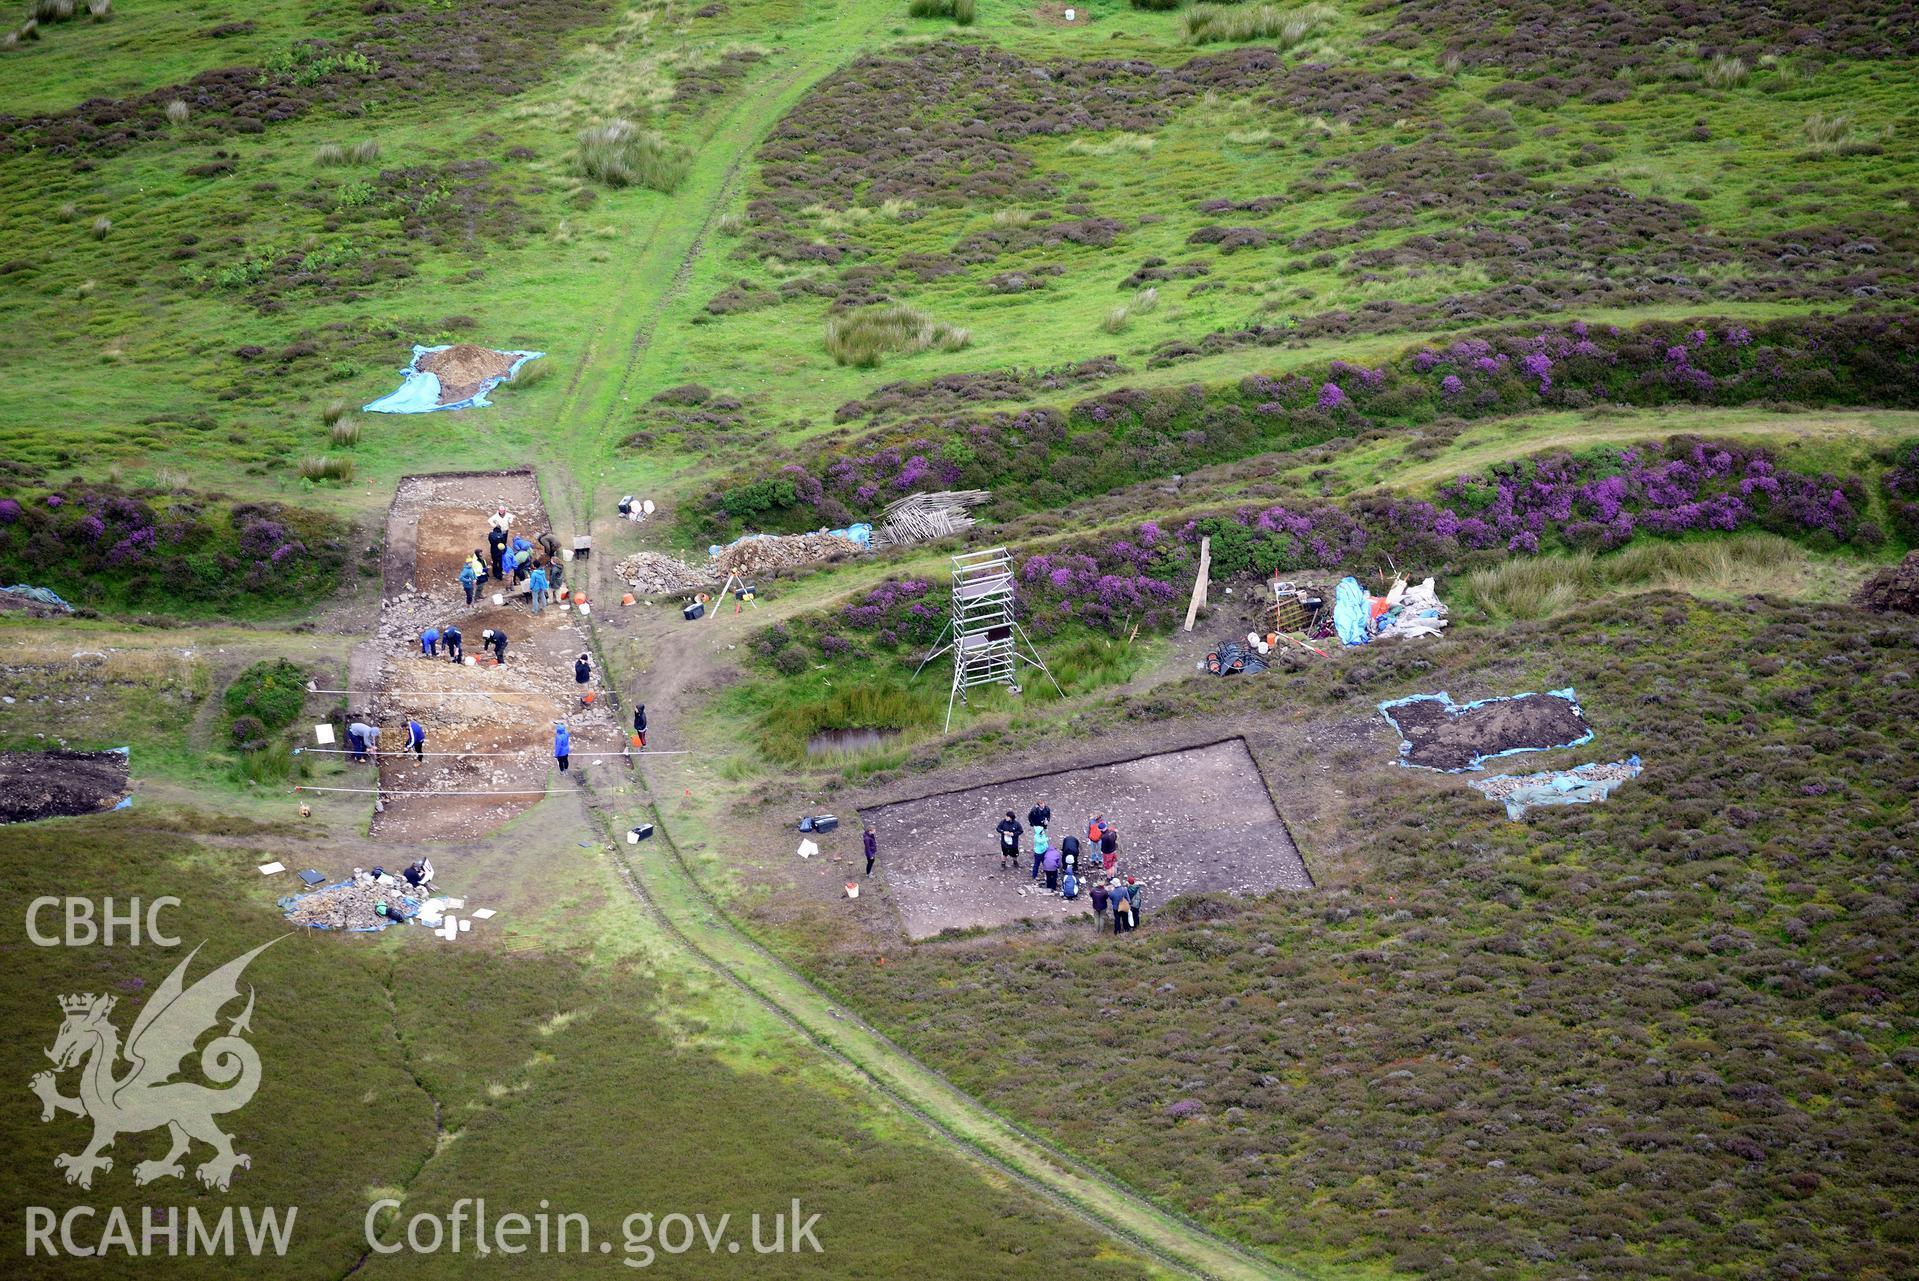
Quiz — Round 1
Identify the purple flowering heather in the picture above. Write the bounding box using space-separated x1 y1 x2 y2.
1520 352 1552 390
1317 382 1347 411
1441 374 1464 399
44 494 64 508
0 498 20 524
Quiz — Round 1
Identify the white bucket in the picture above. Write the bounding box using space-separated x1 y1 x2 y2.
562 548 574 562
578 603 590 616
463 656 476 666
559 602 570 612
492 592 504 606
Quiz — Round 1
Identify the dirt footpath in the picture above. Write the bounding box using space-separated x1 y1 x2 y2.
360 470 622 841
864 738 1312 940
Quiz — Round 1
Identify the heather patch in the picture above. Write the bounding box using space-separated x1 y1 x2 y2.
0 470 350 612
698 313 1919 533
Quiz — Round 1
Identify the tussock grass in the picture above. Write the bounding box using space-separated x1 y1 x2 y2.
991 208 1036 229
1066 132 1156 157
320 399 349 425
508 357 550 387
1103 286 1159 334
89 215 111 239
313 142 348 167
164 99 189 125
1803 112 1852 148
1183 1 1330 46
1462 534 1815 620
1703 54 1749 88
577 119 691 192
86 0 108 16
907 0 974 21
825 303 970 368
298 454 355 483
804 198 915 231
349 139 380 165
328 419 361 447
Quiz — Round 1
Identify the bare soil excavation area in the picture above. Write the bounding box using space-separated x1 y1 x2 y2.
362 470 621 841
1382 690 1591 771
863 738 1311 940
0 749 129 823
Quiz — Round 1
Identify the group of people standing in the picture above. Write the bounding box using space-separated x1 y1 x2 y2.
994 803 1143 932
460 507 570 610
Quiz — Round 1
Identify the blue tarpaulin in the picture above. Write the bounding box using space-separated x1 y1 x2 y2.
1470 756 1643 819
364 345 543 414
1332 576 1371 645
1378 688 1594 772
2 584 74 613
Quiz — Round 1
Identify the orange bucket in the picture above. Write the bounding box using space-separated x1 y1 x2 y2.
629 733 642 749
581 691 596 706
621 593 635 606
572 591 588 605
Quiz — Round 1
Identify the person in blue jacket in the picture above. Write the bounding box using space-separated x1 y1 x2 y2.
405 718 425 763
459 558 479 605
528 563 549 613
443 625 462 663
420 626 440 657
554 720 571 772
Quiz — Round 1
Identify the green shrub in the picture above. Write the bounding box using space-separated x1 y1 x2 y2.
720 476 798 519
825 303 970 368
223 658 309 731
577 119 692 193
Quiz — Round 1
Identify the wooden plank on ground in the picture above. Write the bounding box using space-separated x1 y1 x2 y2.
1183 536 1211 632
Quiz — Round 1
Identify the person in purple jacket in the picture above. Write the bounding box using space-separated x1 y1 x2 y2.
863 825 877 877
1041 840 1062 891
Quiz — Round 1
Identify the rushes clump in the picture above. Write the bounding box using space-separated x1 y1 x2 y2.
1183 1 1331 46
1803 112 1851 148
1703 54 1748 88
577 119 692 193
298 455 355 483
908 0 974 20
825 303 970 368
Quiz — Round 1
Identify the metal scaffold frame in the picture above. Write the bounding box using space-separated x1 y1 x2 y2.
913 547 1061 731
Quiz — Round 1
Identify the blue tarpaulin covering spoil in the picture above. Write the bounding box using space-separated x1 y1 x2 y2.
364 345 543 414
1470 756 1643 819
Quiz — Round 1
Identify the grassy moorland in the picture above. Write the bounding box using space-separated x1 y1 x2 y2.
3 1 1919 1279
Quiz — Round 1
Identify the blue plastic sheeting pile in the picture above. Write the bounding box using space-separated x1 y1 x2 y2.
1470 756 1643 820
363 345 543 414
278 881 421 932
1332 577 1371 645
1378 687 1593 772
2 584 74 613
707 523 873 558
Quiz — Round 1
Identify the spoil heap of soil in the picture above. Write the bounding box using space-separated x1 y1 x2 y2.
1386 691 1590 771
616 552 716 593
0 750 131 822
284 880 414 930
1856 550 1919 615
715 532 865 577
418 344 518 405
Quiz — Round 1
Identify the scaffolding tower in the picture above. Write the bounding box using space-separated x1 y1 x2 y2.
913 547 1061 731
